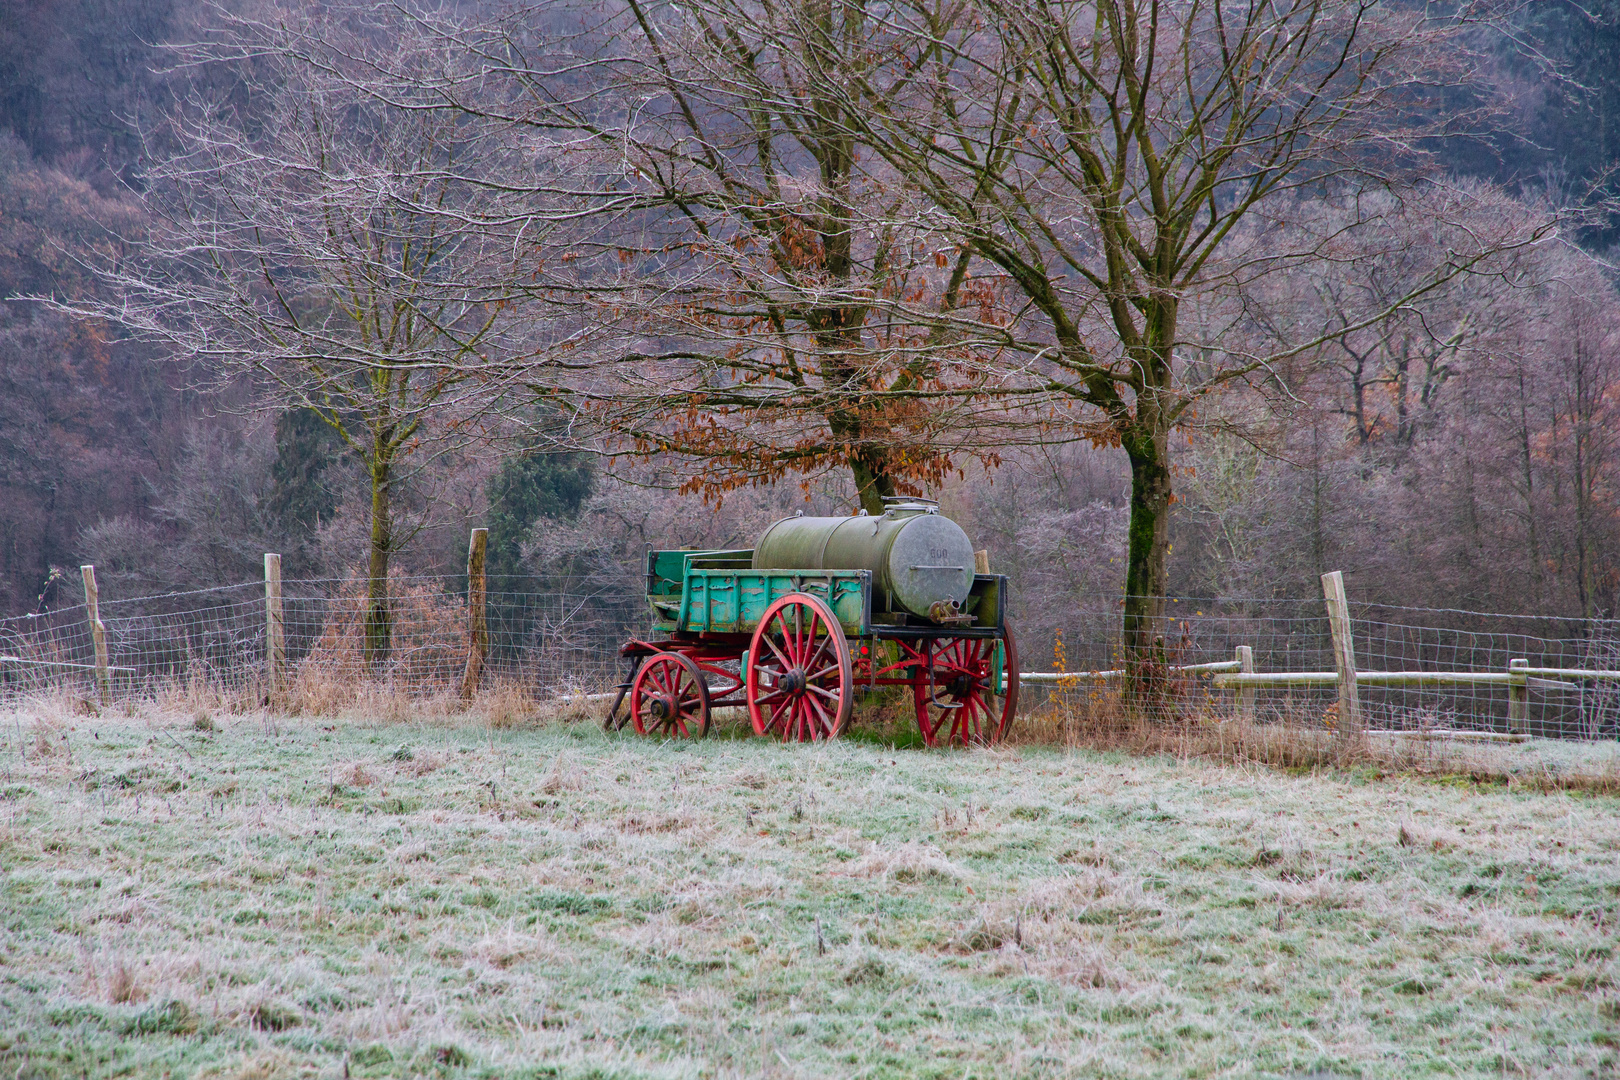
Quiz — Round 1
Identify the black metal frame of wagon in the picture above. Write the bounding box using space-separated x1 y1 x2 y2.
606 500 1020 747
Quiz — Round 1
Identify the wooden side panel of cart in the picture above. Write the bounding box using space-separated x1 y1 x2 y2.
644 550 871 637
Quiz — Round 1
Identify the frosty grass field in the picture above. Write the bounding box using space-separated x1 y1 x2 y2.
1 706 1617 1079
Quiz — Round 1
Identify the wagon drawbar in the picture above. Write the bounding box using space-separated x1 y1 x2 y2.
606 497 1019 746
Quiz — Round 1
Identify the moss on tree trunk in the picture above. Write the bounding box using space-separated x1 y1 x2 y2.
364 455 392 670
1121 422 1173 707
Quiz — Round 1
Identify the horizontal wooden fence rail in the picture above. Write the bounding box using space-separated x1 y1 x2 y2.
1022 659 1244 683
1218 670 1501 687
0 655 138 674
1023 663 1619 689
1211 667 1619 688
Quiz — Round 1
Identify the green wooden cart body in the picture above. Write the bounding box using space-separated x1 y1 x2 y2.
642 548 1011 692
645 549 872 636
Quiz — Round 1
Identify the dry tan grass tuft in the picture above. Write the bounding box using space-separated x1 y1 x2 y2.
1047 945 1136 990
475 680 541 729
468 926 561 971
1015 871 1127 912
288 668 460 722
286 663 354 717
544 692 608 725
1057 840 1110 868
618 811 696 834
106 960 142 1005
333 761 375 788
151 671 261 720
849 840 969 882
395 750 449 778
1018 689 1620 793
731 769 769 790
268 662 604 729
349 681 449 724
29 718 61 759
202 1048 297 1080
539 751 585 794
392 840 435 864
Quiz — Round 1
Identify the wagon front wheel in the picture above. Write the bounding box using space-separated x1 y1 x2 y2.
911 627 1020 747
746 593 853 741
630 651 711 738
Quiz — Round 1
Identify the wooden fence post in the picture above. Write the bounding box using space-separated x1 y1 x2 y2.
1235 645 1255 723
80 564 111 705
1321 570 1362 739
265 553 285 703
1507 658 1529 734
973 549 990 575
461 528 488 700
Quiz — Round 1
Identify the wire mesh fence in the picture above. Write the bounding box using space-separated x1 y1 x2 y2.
0 573 644 706
3 566 1618 740
1033 596 1620 739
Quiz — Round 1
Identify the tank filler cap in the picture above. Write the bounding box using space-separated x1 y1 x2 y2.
881 495 940 516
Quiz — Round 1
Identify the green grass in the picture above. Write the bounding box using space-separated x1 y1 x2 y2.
1 708 1617 1079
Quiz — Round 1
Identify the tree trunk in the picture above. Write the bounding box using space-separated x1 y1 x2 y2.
1516 367 1543 600
364 454 393 670
850 450 896 515
1120 418 1173 706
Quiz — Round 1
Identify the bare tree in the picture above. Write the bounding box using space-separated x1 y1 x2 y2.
341 0 1043 514
63 6 548 665
1172 187 1620 617
777 0 1562 676
1542 286 1620 617
302 0 1568 671
91 0 1583 658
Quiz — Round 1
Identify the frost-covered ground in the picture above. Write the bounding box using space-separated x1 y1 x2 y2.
1 708 1616 1079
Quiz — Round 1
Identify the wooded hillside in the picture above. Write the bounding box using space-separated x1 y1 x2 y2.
1 0 1618 623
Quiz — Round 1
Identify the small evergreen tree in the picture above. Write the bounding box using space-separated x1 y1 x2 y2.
483 447 593 660
265 409 342 540
485 450 593 583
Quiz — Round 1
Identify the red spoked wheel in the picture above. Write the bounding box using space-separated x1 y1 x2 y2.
746 593 853 741
630 651 711 738
911 627 1020 747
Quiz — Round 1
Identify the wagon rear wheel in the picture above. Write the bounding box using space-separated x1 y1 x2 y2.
630 651 711 738
746 593 853 741
911 627 1020 747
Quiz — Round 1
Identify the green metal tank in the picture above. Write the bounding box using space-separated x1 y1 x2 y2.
751 499 976 619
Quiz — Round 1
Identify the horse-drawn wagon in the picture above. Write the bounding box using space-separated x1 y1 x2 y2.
609 498 1019 746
